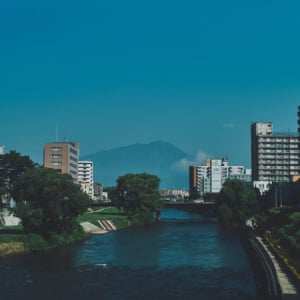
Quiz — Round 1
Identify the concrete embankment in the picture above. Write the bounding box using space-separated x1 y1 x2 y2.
80 220 117 234
242 227 282 300
241 225 299 300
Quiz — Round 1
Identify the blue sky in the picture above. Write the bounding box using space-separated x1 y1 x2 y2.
1 0 300 168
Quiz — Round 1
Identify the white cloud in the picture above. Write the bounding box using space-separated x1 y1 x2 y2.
171 150 209 172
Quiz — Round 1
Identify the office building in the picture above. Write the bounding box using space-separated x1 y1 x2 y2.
44 142 79 182
78 161 94 199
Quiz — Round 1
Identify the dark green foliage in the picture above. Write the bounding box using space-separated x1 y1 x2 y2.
14 168 91 237
104 186 118 203
217 204 233 227
189 189 200 200
23 233 49 252
115 173 163 225
0 150 35 203
48 223 86 247
257 209 300 257
216 179 259 227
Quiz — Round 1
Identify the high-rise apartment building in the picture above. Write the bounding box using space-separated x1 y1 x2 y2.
251 121 300 182
43 142 79 182
78 161 94 199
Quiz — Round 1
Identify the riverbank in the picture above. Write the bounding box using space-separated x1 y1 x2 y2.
0 207 130 258
0 242 25 257
242 224 300 300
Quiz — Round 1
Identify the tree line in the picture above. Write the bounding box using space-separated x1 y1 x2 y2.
0 151 91 250
0 151 163 250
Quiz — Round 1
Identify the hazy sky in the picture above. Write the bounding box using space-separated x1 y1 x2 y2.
1 0 300 168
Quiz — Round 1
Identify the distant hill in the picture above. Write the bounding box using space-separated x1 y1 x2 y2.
81 141 191 189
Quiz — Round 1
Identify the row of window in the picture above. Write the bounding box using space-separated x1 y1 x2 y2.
51 154 62 159
258 144 299 149
258 150 300 154
50 162 62 166
50 147 62 151
258 138 298 143
259 161 300 165
259 170 299 175
259 165 300 170
259 157 299 161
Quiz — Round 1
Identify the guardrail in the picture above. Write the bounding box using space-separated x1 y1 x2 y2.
242 226 282 300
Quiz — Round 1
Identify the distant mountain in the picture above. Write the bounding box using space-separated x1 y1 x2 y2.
81 141 191 189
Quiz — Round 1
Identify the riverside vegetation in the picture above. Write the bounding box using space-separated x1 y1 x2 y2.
0 151 162 257
0 207 129 257
216 179 300 284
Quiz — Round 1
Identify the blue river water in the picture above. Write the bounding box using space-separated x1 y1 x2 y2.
0 208 256 299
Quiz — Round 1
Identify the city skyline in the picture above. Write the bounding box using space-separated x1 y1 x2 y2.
1 1 300 168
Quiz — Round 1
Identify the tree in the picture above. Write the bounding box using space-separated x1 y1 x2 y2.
104 186 118 203
115 173 163 225
13 168 90 236
216 179 259 227
0 150 35 204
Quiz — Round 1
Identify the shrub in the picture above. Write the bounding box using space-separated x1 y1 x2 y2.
23 233 49 252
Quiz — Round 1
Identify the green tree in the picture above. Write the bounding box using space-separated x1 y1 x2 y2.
13 168 90 236
115 173 163 225
0 150 36 204
104 186 118 203
216 179 259 227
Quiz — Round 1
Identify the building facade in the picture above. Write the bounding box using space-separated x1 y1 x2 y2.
78 161 94 199
43 142 79 182
93 182 104 201
251 122 300 182
189 158 251 197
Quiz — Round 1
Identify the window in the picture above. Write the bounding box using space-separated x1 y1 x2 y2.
70 156 77 162
70 163 77 169
50 147 62 152
50 162 62 166
70 148 78 155
50 154 62 159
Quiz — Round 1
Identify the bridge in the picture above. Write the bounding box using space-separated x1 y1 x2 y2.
91 200 216 215
163 201 216 215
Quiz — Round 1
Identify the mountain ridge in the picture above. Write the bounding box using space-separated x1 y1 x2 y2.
82 141 191 189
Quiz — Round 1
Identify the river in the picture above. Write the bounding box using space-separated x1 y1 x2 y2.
0 208 256 299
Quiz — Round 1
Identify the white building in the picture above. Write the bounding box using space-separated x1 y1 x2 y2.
211 159 223 193
78 161 94 199
189 158 251 196
0 146 4 155
253 181 272 195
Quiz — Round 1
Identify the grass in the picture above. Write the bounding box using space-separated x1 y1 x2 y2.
77 206 130 229
0 225 26 257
